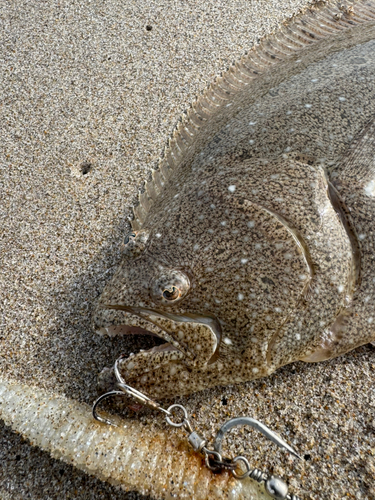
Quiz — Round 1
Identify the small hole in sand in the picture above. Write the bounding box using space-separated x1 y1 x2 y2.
80 162 92 175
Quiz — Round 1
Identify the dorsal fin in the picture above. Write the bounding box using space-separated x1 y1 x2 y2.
131 0 375 231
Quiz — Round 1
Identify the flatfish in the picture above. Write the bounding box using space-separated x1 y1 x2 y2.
1 2 375 499
94 1 375 399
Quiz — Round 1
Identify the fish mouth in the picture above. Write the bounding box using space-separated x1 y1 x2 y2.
94 304 222 379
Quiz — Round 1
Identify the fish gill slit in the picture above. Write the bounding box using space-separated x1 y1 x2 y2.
265 178 363 367
327 181 361 294
256 204 315 367
260 204 315 281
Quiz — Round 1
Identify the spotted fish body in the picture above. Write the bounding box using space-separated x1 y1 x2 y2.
94 3 375 399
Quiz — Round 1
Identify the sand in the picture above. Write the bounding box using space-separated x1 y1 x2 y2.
1 0 375 498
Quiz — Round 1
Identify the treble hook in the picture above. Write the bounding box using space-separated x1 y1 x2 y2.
92 355 303 498
92 357 171 425
213 416 301 459
92 390 125 426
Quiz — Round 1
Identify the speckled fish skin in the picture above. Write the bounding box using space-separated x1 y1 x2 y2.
93 9 375 399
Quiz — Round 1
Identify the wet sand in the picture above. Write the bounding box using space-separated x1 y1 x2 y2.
1 0 375 498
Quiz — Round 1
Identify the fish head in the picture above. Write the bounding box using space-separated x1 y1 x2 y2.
93 166 316 397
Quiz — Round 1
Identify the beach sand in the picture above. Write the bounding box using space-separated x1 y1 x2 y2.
1 0 375 498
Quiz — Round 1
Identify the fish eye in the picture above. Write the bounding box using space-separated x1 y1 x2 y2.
124 232 136 245
122 230 149 258
162 286 180 301
151 270 190 304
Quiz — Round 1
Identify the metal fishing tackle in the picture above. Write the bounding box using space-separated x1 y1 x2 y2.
93 355 303 500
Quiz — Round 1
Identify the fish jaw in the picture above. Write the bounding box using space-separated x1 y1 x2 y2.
115 341 274 399
93 304 223 394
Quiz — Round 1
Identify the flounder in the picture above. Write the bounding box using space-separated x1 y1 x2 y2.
2 3 375 500
93 1 375 400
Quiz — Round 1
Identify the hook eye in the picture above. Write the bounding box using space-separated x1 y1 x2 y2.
212 416 301 459
92 390 127 426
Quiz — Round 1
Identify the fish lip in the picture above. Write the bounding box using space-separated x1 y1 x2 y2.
98 304 222 363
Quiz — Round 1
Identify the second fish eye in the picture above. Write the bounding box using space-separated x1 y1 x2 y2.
124 232 136 245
